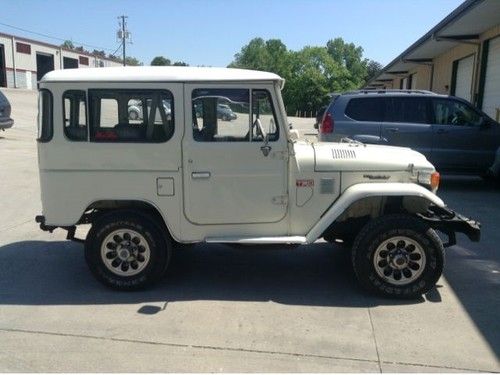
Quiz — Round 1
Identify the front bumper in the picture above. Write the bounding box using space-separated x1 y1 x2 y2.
0 117 14 130
419 206 481 247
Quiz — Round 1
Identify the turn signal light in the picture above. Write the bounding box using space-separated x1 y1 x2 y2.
430 171 440 191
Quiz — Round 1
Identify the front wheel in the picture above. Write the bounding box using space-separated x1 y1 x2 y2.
85 212 171 290
352 214 444 298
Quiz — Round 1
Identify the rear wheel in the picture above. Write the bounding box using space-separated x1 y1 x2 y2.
352 214 444 298
128 110 139 121
85 212 170 290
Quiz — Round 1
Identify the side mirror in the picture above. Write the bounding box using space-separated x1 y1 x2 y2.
480 117 492 129
289 129 299 140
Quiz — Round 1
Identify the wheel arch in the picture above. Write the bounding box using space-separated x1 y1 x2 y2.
82 199 179 242
306 183 444 243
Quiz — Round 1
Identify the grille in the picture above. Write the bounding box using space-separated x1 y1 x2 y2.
331 149 356 159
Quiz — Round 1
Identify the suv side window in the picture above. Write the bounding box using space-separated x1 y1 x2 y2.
89 89 174 143
192 88 250 142
345 98 384 121
385 97 429 124
432 99 482 126
63 90 87 141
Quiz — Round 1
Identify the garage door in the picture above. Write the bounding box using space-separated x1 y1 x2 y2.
482 36 500 120
454 55 474 102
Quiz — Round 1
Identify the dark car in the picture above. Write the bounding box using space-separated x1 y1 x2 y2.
0 90 14 130
194 102 237 121
318 90 500 179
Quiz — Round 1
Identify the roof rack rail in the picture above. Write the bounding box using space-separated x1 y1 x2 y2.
344 89 438 95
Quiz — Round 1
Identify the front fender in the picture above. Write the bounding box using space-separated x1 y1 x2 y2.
305 182 444 243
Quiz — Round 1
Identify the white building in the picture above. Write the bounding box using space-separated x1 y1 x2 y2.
0 32 122 90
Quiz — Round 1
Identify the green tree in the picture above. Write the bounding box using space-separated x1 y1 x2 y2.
172 61 189 66
124 56 142 66
326 37 368 88
365 60 383 83
151 56 171 66
61 40 74 50
230 37 376 115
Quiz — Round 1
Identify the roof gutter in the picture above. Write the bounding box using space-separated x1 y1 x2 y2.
366 0 483 87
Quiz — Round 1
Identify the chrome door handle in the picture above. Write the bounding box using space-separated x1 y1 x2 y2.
192 172 211 179
386 127 399 133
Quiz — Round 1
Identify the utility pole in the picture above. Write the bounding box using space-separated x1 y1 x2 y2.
117 15 130 66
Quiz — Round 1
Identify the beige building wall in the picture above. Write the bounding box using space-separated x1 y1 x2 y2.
431 43 477 95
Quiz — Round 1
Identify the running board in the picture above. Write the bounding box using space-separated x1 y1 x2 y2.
205 236 308 245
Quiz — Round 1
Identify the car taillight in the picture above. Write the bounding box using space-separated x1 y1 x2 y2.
320 112 334 133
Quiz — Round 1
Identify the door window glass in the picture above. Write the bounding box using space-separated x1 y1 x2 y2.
385 97 428 124
192 88 250 142
252 90 279 142
432 99 482 126
345 98 384 121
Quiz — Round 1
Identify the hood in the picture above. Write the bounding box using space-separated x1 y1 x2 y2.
313 142 434 172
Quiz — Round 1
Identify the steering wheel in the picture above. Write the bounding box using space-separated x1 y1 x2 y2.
253 118 267 140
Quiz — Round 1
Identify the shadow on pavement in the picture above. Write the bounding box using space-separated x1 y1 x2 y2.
0 240 426 309
439 176 500 358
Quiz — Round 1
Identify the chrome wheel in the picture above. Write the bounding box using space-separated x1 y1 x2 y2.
100 229 151 276
373 236 426 285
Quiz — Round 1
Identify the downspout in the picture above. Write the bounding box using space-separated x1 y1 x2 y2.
11 36 17 88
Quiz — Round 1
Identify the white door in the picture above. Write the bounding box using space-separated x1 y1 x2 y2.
483 36 500 120
454 55 474 102
182 84 288 225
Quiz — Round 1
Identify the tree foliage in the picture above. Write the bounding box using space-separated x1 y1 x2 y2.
229 37 380 115
124 56 142 66
150 56 189 66
151 56 171 66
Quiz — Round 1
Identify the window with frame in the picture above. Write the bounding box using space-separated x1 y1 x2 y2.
345 98 385 122
63 90 87 141
89 89 174 142
252 90 279 142
191 88 279 143
16 42 31 54
37 89 53 142
432 99 482 126
385 97 429 124
192 88 250 142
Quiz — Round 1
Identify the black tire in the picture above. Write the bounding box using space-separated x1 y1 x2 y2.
85 211 171 290
352 214 444 299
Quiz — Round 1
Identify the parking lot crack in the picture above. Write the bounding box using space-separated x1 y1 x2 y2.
367 308 382 373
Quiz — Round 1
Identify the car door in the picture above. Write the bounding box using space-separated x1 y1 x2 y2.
430 98 497 172
380 97 433 158
182 84 288 225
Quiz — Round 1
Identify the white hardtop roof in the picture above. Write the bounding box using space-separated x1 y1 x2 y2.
41 66 284 84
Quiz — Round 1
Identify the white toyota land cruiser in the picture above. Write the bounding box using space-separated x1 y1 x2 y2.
35 67 480 298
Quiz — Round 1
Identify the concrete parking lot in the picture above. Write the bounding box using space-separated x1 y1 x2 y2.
0 88 498 372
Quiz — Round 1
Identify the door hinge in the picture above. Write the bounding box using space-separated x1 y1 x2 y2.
272 195 288 205
271 150 289 160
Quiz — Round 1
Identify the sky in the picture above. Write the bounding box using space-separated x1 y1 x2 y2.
1 0 464 67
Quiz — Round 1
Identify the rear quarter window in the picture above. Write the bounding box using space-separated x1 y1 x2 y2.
37 89 53 142
345 97 384 122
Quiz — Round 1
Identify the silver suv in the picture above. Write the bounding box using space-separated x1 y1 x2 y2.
318 90 500 179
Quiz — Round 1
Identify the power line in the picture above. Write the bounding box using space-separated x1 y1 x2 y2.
0 21 115 52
